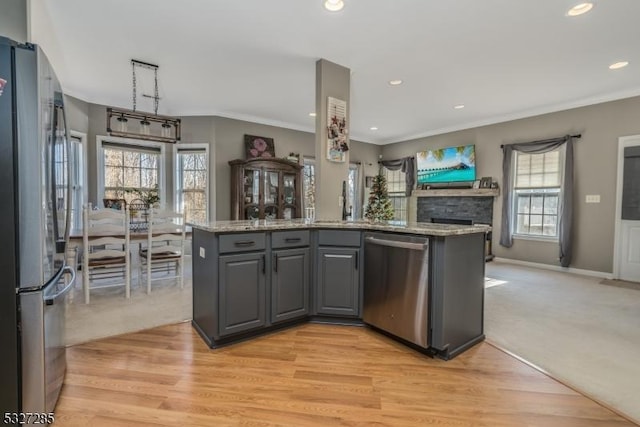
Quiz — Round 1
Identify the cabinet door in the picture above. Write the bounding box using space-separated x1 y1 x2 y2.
271 248 310 323
316 248 360 316
243 169 261 220
282 173 297 220
263 169 280 219
219 252 266 336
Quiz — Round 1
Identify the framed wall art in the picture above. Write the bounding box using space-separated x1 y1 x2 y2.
326 97 348 162
245 134 275 159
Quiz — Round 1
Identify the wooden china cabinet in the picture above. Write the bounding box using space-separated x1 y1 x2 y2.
229 158 303 220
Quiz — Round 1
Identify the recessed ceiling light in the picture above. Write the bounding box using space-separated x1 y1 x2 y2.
370 127 378 131
567 3 593 16
609 61 629 70
324 0 344 12
389 79 403 86
454 104 465 109
309 112 317 117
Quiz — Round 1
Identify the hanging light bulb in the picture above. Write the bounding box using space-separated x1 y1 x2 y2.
161 121 172 138
140 118 151 135
116 114 128 132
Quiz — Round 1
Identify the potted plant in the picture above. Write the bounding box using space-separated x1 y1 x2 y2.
125 185 160 209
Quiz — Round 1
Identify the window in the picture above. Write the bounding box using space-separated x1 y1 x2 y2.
347 164 359 219
383 168 407 223
303 159 315 219
302 159 360 220
513 149 563 238
97 137 165 208
175 145 208 223
68 132 86 230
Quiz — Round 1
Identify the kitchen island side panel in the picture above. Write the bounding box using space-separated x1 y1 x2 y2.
430 232 486 359
192 228 219 343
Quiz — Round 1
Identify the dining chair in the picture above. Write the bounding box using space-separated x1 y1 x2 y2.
139 209 186 294
82 203 131 304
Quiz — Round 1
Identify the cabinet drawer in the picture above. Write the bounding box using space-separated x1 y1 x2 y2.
272 230 310 249
219 233 266 253
318 230 361 247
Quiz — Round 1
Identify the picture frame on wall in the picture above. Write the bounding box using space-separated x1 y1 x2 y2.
479 177 492 188
244 134 275 159
327 97 348 162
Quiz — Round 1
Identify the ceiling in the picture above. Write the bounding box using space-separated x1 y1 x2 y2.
32 0 640 145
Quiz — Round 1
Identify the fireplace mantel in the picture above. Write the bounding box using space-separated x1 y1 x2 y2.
412 188 500 198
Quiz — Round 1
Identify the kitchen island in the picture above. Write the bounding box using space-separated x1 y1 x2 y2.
189 219 489 359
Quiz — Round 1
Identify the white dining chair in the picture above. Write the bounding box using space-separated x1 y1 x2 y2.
139 209 186 294
82 203 130 304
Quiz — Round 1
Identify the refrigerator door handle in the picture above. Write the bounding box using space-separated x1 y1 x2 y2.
44 266 75 305
61 105 72 247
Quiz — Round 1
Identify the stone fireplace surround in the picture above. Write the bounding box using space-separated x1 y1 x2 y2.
408 188 499 225
409 188 500 259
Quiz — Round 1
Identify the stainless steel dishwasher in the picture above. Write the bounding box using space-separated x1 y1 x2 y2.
363 232 430 348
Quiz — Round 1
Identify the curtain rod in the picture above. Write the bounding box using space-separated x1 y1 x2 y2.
500 134 581 149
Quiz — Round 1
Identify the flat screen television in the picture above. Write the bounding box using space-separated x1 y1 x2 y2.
416 144 476 184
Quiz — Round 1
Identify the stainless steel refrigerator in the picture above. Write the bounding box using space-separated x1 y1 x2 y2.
0 36 75 415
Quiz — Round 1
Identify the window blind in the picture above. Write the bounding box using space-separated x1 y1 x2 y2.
515 151 561 188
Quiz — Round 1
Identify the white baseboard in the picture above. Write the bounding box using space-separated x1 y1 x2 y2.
492 257 614 280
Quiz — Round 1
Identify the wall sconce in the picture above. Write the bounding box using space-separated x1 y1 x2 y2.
106 59 181 143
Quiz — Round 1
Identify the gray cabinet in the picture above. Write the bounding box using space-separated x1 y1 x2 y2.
316 247 360 316
219 252 266 336
271 247 310 323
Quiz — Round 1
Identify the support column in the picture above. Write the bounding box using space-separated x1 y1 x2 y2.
1 0 28 43
315 59 350 220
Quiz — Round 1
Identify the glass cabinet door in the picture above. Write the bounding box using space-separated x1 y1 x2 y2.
245 205 260 220
283 173 296 219
243 169 260 204
242 169 260 220
263 170 280 219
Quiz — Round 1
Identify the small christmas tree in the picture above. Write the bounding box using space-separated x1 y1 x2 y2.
364 173 394 221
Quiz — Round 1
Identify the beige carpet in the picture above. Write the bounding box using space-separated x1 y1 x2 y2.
600 278 640 291
65 256 193 346
485 262 640 424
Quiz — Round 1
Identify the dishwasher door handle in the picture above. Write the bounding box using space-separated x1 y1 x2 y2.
365 236 427 251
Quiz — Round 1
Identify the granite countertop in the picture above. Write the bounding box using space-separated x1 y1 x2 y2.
187 219 490 237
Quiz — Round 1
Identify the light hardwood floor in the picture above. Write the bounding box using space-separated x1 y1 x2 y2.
54 322 636 427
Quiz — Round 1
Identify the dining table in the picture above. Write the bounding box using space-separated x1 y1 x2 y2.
65 227 191 301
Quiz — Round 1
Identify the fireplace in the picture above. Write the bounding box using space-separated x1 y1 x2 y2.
430 215 493 260
413 191 497 261
417 196 493 225
430 217 474 225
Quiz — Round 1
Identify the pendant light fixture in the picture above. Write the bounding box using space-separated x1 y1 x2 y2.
116 114 128 132
107 59 181 143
